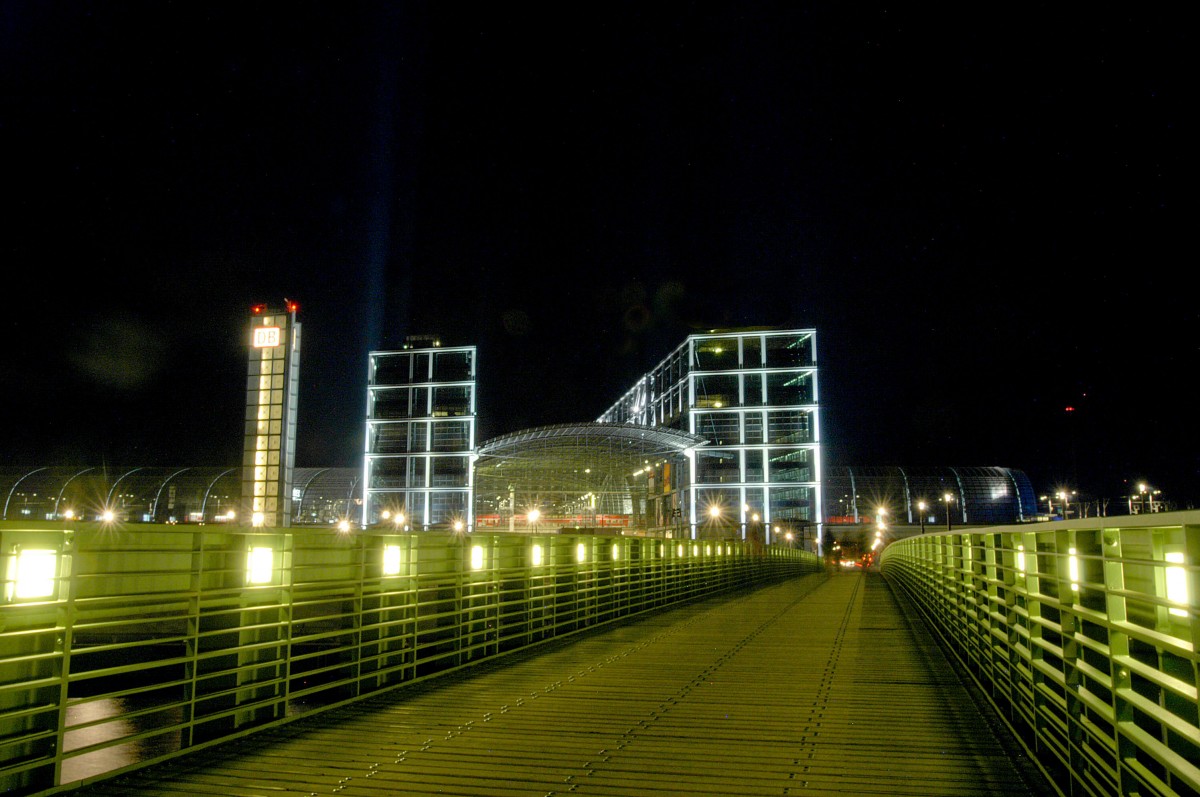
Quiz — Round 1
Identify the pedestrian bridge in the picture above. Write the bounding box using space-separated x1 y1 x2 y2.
1 513 1196 796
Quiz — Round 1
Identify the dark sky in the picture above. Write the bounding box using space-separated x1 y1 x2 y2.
3 4 1194 505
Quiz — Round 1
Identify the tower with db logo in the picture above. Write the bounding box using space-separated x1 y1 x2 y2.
241 301 301 527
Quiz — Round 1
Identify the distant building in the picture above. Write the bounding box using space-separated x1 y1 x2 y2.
2 326 1037 535
242 301 302 527
358 328 820 541
597 328 820 540
363 339 477 531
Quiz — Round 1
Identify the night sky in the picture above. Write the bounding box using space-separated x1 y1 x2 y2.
3 4 1194 506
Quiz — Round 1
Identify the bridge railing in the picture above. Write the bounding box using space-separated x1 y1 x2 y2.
880 511 1198 797
0 522 819 795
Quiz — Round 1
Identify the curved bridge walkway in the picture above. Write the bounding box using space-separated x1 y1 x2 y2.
79 571 1052 796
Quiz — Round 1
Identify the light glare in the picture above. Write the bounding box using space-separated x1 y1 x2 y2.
13 549 57 599
383 544 402 576
246 547 273 584
1166 552 1187 617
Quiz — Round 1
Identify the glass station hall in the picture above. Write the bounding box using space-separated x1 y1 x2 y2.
363 328 820 542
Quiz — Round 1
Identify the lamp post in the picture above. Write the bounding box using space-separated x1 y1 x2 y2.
528 507 540 535
1056 490 1072 520
1137 482 1159 514
917 500 927 533
943 492 954 531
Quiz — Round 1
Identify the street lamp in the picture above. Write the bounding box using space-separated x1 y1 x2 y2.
1055 490 1072 520
943 492 954 531
917 500 927 533
1137 482 1159 514
528 508 540 534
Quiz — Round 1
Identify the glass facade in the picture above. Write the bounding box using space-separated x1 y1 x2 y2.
363 343 476 529
472 423 703 536
598 329 821 541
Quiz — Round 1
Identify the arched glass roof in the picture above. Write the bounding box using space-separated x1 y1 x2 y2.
474 423 706 532
823 465 1037 525
0 466 359 525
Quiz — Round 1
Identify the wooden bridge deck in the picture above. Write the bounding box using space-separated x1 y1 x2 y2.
77 571 1051 796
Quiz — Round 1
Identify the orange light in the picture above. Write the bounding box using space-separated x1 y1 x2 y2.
251 304 267 314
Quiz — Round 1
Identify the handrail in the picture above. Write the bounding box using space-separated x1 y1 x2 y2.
880 511 1199 797
0 521 819 795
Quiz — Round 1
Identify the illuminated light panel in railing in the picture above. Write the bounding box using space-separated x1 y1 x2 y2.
383 544 402 576
10 548 57 599
246 547 273 585
1166 552 1188 617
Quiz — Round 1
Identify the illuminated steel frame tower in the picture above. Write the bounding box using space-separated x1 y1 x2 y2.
599 329 821 544
241 302 301 527
363 340 477 530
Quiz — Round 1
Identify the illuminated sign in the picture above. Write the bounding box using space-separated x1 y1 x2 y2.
253 326 282 348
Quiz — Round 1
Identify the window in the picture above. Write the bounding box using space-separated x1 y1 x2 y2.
695 374 738 408
766 371 811 406
431 456 469 487
432 386 471 417
694 337 739 370
695 412 741 446
431 420 470 452
369 458 407 489
745 449 764 482
767 410 810 444
696 450 740 484
765 334 814 368
769 486 814 521
768 449 811 483
372 353 412 385
744 412 764 444
742 335 762 367
371 422 414 454
433 350 473 382
743 372 763 405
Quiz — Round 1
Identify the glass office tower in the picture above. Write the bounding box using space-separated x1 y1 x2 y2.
363 341 476 529
599 329 820 542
